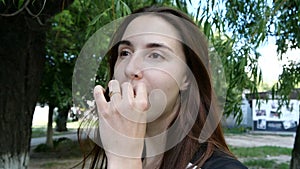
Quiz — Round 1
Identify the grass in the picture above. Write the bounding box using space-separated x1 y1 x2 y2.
32 127 48 138
31 121 80 138
276 163 290 169
29 137 93 169
223 127 250 134
31 143 292 169
244 159 276 168
38 160 83 169
34 137 82 156
244 159 290 169
229 146 292 169
230 146 292 158
223 127 292 168
31 124 292 169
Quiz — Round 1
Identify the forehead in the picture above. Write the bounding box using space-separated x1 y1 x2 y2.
122 14 181 40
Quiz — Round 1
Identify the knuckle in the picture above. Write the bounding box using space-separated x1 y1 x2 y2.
108 80 119 87
94 85 103 94
110 101 119 112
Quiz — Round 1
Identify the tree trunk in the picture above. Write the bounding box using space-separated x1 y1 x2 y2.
0 1 73 168
0 15 46 168
290 123 300 169
55 105 70 132
46 104 55 148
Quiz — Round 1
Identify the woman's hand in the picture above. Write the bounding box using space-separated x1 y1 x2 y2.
93 80 148 168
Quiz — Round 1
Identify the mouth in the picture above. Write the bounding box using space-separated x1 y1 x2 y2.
131 82 148 98
131 83 137 97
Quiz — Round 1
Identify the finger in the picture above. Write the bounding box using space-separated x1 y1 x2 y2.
94 85 108 115
118 82 134 120
121 82 134 104
134 82 148 111
108 80 121 105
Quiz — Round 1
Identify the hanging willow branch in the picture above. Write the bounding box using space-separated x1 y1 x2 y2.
0 0 30 16
1 0 47 25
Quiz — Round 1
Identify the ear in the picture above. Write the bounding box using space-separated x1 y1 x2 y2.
180 75 189 91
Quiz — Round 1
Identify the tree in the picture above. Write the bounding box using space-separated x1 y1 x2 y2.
190 1 299 168
275 62 300 169
40 0 163 134
37 0 144 147
0 0 73 168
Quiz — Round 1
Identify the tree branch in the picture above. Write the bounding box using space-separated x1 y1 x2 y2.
25 0 47 18
0 0 30 17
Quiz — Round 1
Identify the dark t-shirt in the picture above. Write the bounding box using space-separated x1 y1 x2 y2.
191 150 248 169
202 151 248 169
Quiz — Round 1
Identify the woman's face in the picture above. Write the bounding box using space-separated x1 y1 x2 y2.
114 14 187 117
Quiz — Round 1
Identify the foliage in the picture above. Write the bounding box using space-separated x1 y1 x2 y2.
188 0 300 123
273 1 300 55
38 7 78 114
272 61 300 107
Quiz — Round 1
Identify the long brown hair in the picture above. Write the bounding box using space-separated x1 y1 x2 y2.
78 5 234 169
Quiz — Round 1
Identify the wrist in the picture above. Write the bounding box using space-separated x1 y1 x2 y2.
107 154 142 169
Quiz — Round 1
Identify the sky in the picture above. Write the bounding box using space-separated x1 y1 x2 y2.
257 38 300 84
257 44 282 83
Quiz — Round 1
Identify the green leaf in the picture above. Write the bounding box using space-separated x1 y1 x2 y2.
88 8 110 26
116 0 120 14
120 0 131 15
204 21 211 38
18 0 24 9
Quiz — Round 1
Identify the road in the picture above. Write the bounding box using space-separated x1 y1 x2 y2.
225 133 295 148
31 132 296 148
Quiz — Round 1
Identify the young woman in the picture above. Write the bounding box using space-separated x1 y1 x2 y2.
79 5 247 169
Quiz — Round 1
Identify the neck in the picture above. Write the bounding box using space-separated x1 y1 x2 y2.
143 98 180 163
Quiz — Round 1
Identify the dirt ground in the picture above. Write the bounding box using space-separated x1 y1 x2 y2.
28 157 84 169
28 133 295 169
29 138 92 169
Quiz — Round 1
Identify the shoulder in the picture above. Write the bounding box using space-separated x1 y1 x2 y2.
201 151 248 169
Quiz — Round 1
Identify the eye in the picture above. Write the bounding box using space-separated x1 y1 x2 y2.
119 49 132 58
148 52 164 59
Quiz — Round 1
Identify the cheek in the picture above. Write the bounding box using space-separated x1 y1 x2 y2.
113 63 126 80
162 78 181 111
147 72 180 95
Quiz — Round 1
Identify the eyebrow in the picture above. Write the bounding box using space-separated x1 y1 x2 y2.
118 40 174 53
146 43 174 53
118 40 132 47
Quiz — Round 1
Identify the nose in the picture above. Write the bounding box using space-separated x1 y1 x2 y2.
124 53 143 80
